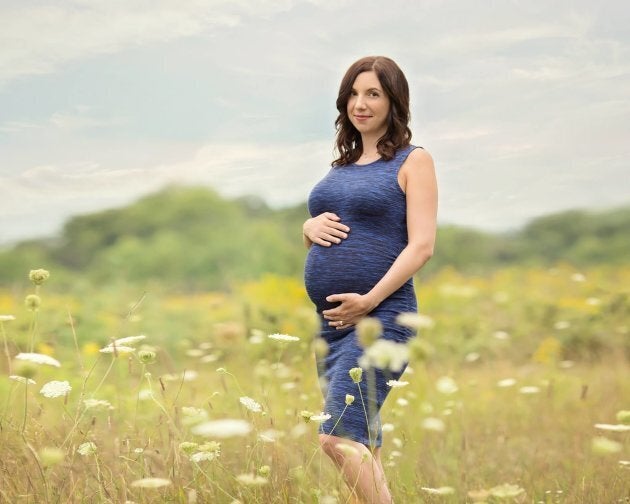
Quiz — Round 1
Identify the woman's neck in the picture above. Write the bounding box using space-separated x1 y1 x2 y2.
360 133 381 157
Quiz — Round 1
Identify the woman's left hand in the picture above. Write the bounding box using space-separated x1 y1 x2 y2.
322 293 377 329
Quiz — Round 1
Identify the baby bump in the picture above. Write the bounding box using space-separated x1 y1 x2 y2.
304 242 395 312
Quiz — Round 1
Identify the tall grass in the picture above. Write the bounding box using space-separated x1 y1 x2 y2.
0 264 628 503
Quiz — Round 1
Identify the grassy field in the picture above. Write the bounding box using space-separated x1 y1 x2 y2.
0 264 628 503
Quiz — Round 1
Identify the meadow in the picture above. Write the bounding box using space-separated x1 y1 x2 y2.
0 264 628 503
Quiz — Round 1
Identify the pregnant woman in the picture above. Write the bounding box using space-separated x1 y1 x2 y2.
303 56 438 503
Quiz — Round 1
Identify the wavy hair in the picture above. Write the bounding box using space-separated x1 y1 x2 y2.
332 56 412 166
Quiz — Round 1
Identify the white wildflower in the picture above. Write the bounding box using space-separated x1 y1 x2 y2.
464 352 480 362
258 429 283 443
382 423 395 432
99 345 135 354
571 272 586 282
0 315 16 321
594 424 630 432
554 320 570 330
130 478 172 488
420 486 455 495
15 352 60 367
387 379 409 388
436 376 458 394
240 396 262 413
192 419 252 438
489 483 525 498
310 412 332 423
268 333 300 342
519 386 540 394
497 378 517 387
109 335 146 346
358 339 409 372
492 330 510 340
190 451 218 463
83 399 114 410
421 417 446 432
40 380 71 398
77 441 97 456
236 473 268 485
396 312 435 329
10 375 36 385
396 398 409 407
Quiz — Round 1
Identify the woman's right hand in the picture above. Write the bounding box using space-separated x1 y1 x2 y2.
303 212 350 247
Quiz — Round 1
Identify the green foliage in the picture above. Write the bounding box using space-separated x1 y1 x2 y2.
0 185 628 289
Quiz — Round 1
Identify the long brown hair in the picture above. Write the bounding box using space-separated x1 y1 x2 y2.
333 56 412 166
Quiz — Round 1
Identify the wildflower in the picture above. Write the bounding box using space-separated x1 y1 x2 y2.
396 398 409 407
617 410 630 424
192 419 252 438
9 375 36 385
259 464 271 477
358 339 408 372
420 486 454 495
162 370 199 382
592 436 622 455
190 451 218 463
594 424 630 432
181 407 209 425
130 478 172 488
99 345 135 354
311 337 329 358
83 399 114 410
619 460 630 467
345 394 355 405
300 410 314 422
268 333 300 342
382 423 395 432
138 389 153 400
396 312 435 329
571 272 586 282
194 442 220 462
239 396 262 413
77 441 97 456
236 473 268 485
24 294 41 311
519 386 540 394
29 269 50 285
387 379 409 388
489 483 525 498
178 441 199 455
40 380 71 398
464 352 480 362
137 350 156 364
310 412 332 423
497 378 516 387
111 335 146 346
435 376 458 394
15 352 60 367
356 317 382 347
39 447 64 466
492 330 509 340
349 367 363 384
421 417 446 432
259 429 283 443
554 320 570 330
0 315 16 322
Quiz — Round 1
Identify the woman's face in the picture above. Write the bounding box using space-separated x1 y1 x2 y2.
347 70 391 139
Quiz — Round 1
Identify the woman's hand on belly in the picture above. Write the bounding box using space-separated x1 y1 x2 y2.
303 212 350 247
322 293 379 330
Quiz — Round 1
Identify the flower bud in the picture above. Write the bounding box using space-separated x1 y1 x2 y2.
356 317 382 347
258 465 271 477
299 410 314 423
138 350 156 365
25 294 41 311
29 269 50 286
349 367 363 384
345 394 355 406
617 410 630 425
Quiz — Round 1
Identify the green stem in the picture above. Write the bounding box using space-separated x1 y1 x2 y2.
1 322 11 374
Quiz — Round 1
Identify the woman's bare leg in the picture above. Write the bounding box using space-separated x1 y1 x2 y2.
319 434 392 504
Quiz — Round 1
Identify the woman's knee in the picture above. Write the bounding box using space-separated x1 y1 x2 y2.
319 434 366 460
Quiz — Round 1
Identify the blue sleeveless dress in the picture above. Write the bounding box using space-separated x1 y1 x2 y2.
304 144 420 447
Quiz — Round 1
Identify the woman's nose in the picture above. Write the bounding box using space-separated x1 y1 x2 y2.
354 95 366 109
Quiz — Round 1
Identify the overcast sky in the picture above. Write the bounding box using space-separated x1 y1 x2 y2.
1 0 629 245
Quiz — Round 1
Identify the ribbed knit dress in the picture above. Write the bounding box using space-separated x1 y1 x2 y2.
304 144 421 447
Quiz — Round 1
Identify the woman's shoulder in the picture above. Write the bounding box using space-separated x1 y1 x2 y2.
402 145 434 165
